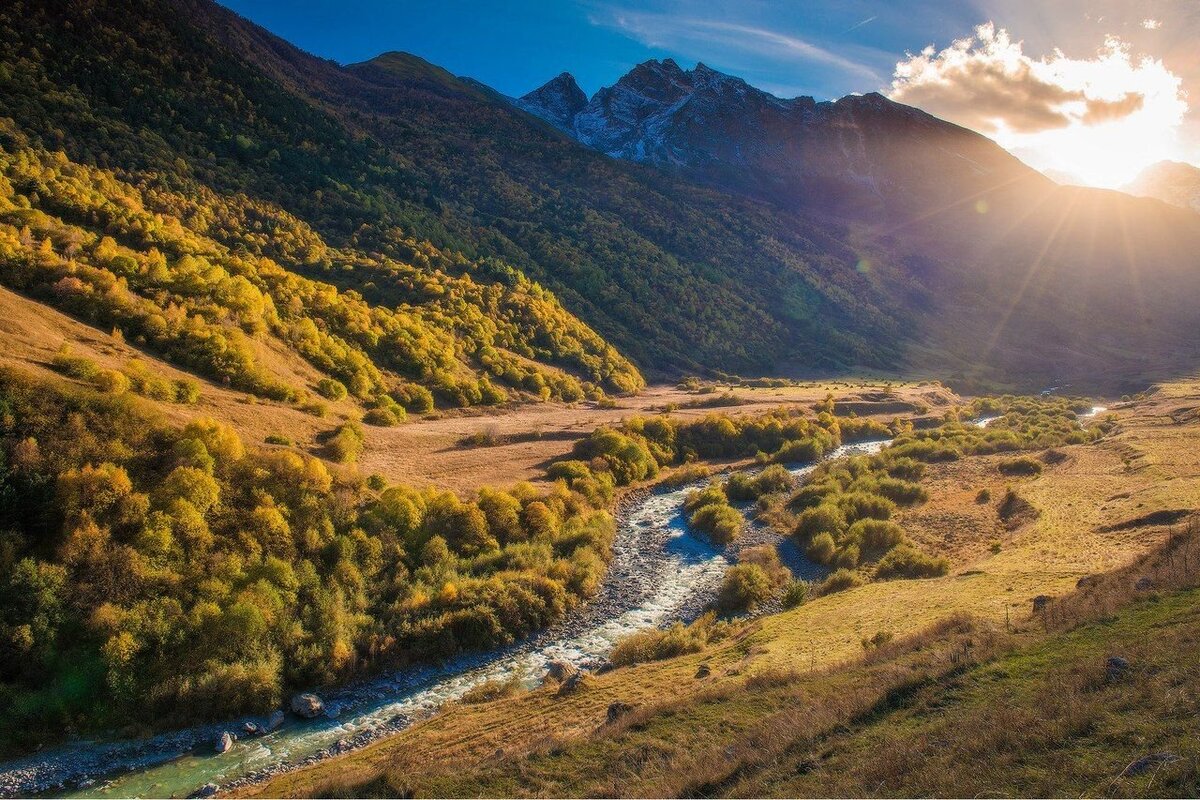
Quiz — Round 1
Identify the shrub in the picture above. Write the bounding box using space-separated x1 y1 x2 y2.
861 630 894 651
174 379 201 404
684 483 728 514
998 456 1043 476
819 568 865 594
659 464 711 488
315 378 348 400
884 457 925 481
609 617 720 667
689 503 743 545
264 434 292 446
52 348 99 380
888 439 961 462
723 472 757 502
794 504 846 540
788 480 837 511
717 564 772 612
772 438 824 464
781 579 810 608
752 464 795 496
976 488 992 503
724 464 794 501
326 421 365 464
806 532 836 564
849 519 905 553
834 543 861 569
873 476 927 505
837 491 895 523
92 369 130 395
875 543 950 579
363 406 403 427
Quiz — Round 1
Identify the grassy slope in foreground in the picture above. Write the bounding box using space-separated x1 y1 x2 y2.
245 377 1200 797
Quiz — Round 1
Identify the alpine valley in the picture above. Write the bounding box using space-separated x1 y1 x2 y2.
1 2 1200 798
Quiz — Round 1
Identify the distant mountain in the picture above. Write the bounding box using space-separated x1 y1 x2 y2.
1124 161 1200 213
515 59 1044 216
515 72 587 133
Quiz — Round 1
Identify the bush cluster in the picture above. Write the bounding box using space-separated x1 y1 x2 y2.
0 368 616 748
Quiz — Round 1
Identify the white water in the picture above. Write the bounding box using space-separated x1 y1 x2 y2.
0 437 927 799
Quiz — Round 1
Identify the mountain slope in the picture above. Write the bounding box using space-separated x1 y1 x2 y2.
1124 160 1200 213
517 59 1045 216
3 0 1200 398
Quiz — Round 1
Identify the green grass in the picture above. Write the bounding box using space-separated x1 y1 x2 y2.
752 589 1200 797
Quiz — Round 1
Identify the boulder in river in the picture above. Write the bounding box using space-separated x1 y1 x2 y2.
242 721 263 737
290 692 325 718
267 710 285 730
214 731 235 754
545 659 578 684
188 783 218 799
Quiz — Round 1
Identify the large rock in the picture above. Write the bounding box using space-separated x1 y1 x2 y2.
214 731 235 754
606 701 634 723
266 710 285 731
290 692 325 719
557 671 586 696
545 660 578 684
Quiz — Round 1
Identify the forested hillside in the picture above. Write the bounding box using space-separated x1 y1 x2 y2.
4 0 1200 392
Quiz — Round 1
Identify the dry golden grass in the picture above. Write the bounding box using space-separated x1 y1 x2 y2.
241 376 1200 799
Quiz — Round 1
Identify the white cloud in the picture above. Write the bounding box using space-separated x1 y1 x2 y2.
888 23 1188 186
592 9 882 86
1142 18 1162 30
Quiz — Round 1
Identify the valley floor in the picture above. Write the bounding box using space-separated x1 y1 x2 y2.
240 376 1200 798
0 285 953 492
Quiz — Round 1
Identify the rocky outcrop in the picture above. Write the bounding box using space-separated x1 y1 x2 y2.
515 72 587 133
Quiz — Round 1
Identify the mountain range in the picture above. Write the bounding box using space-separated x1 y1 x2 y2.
0 0 1199 401
516 59 1041 217
1125 160 1200 213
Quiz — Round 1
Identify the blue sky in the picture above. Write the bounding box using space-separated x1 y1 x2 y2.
221 1 980 99
220 1 1200 186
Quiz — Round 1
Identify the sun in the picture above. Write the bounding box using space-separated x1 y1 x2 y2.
997 115 1180 189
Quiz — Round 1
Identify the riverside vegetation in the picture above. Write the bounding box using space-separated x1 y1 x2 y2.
0 366 930 756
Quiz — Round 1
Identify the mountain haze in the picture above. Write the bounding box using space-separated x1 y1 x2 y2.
1125 160 1200 213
